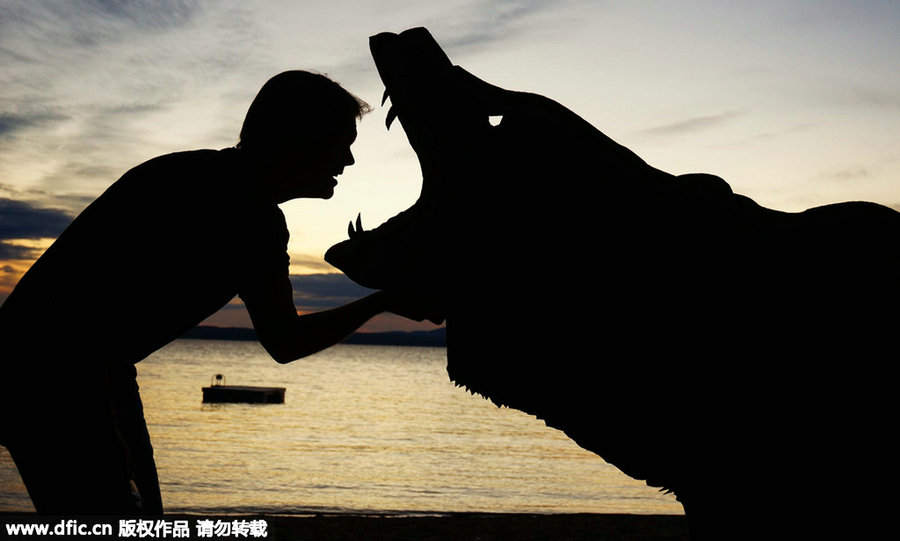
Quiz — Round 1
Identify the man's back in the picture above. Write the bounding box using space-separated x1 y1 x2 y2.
0 148 288 367
0 70 395 515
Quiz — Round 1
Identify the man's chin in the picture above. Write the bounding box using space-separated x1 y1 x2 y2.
316 184 336 199
301 180 336 199
320 178 338 198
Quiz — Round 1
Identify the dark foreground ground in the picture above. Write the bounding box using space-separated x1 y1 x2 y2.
263 513 691 540
2 512 690 540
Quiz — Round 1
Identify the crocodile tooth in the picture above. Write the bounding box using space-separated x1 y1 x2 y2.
386 106 398 130
381 89 390 106
348 220 356 239
356 212 363 233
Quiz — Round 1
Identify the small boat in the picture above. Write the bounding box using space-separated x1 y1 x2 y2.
201 374 285 404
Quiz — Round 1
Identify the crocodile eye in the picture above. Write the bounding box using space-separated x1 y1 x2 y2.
489 115 503 127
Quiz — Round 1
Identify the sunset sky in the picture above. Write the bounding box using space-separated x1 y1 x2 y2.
2 1 899 332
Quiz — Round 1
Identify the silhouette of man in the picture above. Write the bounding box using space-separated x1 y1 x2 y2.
0 71 427 515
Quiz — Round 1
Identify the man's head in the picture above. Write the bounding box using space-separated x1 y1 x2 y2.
239 70 370 202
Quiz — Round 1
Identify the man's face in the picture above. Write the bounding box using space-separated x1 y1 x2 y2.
267 118 358 202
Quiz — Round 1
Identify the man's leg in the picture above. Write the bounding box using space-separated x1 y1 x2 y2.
7 362 140 514
107 361 163 514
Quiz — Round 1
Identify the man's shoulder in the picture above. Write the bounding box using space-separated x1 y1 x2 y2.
131 148 240 176
111 148 250 200
135 148 280 221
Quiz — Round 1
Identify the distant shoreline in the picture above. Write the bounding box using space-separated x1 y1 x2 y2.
180 325 447 347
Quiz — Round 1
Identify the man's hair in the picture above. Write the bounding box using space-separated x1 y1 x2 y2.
237 70 370 153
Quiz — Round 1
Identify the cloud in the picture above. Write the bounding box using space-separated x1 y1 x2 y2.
845 85 900 111
289 253 341 273
0 242 42 261
286 273 437 332
0 111 68 138
0 1 202 53
0 197 70 269
824 166 870 182
641 110 745 137
720 123 814 148
432 0 570 53
0 0 581 215
0 1 284 204
290 273 375 310
0 194 72 272
83 0 202 32
0 197 73 240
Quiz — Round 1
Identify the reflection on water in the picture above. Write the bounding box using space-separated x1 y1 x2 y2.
0 340 682 515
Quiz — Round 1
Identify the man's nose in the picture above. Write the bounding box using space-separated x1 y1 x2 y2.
345 149 355 167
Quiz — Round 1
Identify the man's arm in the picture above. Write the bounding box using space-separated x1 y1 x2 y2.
242 273 439 364
240 272 384 363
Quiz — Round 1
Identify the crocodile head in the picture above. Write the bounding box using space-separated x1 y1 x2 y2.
324 27 654 315
324 28 497 307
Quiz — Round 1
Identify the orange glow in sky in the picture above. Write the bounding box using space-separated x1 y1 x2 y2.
2 1 898 332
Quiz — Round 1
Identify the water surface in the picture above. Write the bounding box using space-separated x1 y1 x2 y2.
0 340 682 515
